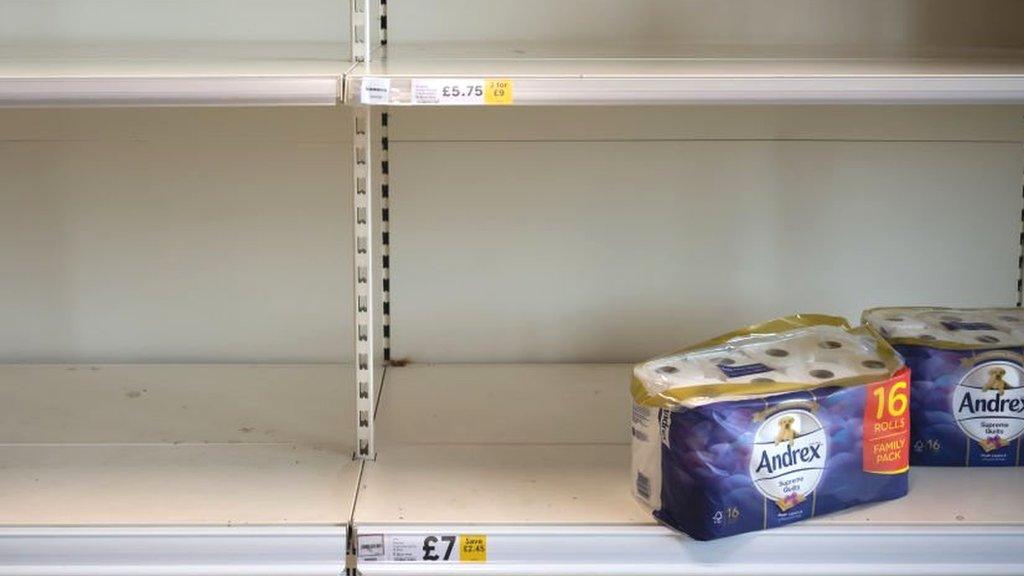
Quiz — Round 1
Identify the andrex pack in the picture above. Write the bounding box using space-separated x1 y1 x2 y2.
864 307 1024 466
631 315 910 540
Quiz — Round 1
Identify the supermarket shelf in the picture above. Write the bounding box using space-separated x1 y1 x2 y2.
353 363 1024 576
0 43 346 107
0 364 358 573
0 526 346 576
346 44 1024 105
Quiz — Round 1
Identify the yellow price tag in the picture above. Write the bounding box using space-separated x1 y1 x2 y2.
484 79 514 105
458 534 487 562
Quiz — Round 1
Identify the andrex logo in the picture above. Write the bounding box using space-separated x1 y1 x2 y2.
953 362 1024 452
749 409 828 511
957 392 1024 415
754 439 825 476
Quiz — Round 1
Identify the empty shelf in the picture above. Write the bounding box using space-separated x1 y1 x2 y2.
353 363 1024 576
347 43 1024 105
0 364 358 574
0 43 346 106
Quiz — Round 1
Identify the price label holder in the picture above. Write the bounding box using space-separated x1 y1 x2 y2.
411 78 514 105
357 533 488 563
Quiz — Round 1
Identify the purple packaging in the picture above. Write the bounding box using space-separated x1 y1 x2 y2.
864 307 1024 466
632 315 910 540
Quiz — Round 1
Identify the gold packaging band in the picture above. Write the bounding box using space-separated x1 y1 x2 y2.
632 314 903 409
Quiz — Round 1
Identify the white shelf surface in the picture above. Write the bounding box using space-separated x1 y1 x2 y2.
347 43 1024 105
0 43 346 107
354 364 1024 576
0 364 358 575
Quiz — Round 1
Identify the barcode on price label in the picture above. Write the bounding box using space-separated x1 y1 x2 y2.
356 533 488 563
412 78 513 105
360 77 392 104
356 534 386 561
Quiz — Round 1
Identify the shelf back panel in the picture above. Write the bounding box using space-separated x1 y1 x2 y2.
390 108 1024 363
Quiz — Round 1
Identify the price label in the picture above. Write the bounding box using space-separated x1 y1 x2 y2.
419 535 457 562
356 533 487 563
356 534 386 561
412 78 513 105
360 77 392 104
484 79 513 105
458 535 487 562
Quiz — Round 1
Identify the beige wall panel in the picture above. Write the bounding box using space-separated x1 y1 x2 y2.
0 108 354 362
391 0 1024 50
391 139 1023 362
392 107 1024 143
0 0 347 45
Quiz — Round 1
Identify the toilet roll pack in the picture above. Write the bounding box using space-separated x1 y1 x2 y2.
864 307 1024 467
631 315 910 540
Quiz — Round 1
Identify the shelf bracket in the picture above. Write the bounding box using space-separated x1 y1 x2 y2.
350 1 367 62
353 106 376 460
351 0 388 461
352 0 385 63
352 0 385 62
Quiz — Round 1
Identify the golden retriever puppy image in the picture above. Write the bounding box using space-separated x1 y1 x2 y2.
775 416 797 445
983 367 1009 394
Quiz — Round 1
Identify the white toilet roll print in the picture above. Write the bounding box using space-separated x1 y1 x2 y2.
634 325 894 398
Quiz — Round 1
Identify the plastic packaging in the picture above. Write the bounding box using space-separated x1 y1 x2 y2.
631 315 910 540
863 307 1024 466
